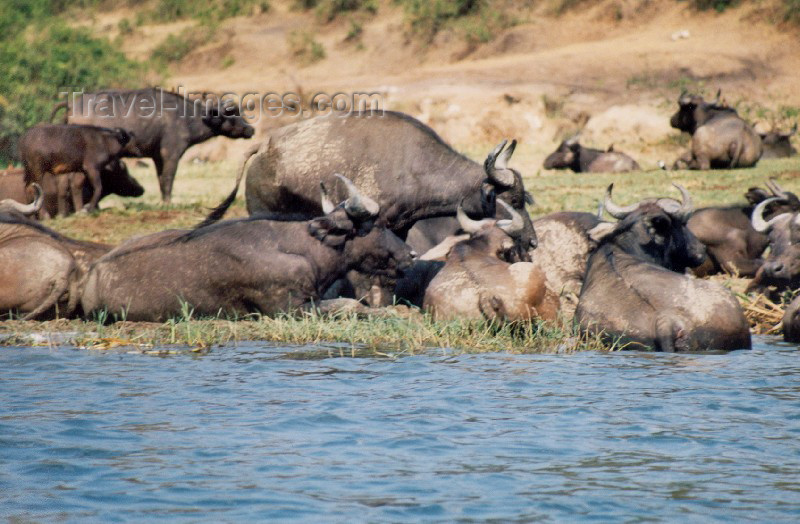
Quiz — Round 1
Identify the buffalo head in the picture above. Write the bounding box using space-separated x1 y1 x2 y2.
100 160 144 198
543 134 580 170
310 174 414 279
113 128 143 157
456 198 530 262
670 90 731 134
759 124 797 158
204 103 255 139
592 184 706 271
750 197 800 290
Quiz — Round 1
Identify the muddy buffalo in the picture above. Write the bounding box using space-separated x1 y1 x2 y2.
82 175 414 322
759 124 797 159
0 190 111 319
0 161 143 219
670 91 762 169
19 124 141 214
543 135 640 173
244 111 537 247
576 184 751 352
423 201 558 322
53 88 255 202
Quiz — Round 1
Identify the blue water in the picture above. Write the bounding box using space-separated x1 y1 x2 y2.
2 338 800 522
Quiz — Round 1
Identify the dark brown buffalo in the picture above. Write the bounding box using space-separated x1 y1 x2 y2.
576 184 751 352
54 88 255 202
0 192 111 319
543 135 640 173
670 91 762 169
759 124 797 159
0 161 143 219
244 111 537 248
19 124 141 214
781 294 800 342
687 180 800 277
82 176 414 322
746 195 800 294
423 201 558 322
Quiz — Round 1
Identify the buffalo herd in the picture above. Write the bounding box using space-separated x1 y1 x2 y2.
1 87 799 351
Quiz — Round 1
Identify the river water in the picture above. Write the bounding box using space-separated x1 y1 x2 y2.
2 337 800 522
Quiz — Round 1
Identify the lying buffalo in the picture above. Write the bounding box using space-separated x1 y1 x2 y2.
423 201 558 322
782 294 800 342
19 124 141 214
244 111 536 247
670 91 762 169
53 88 255 202
543 135 640 173
0 160 143 219
529 211 603 319
687 180 800 277
746 195 800 294
82 175 414 322
0 190 111 319
759 124 797 159
576 184 751 352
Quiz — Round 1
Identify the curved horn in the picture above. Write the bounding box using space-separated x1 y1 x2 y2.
457 204 491 235
564 132 581 146
711 88 721 105
766 178 789 199
495 199 524 237
672 183 693 220
0 183 43 215
678 89 691 105
751 197 787 233
484 139 515 187
319 182 335 214
495 138 517 170
603 183 639 219
334 174 380 219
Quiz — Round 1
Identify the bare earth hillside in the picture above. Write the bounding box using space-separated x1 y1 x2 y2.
81 0 800 170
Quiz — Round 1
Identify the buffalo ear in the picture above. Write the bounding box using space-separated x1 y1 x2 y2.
524 191 534 206
308 217 347 248
588 222 616 244
114 128 131 146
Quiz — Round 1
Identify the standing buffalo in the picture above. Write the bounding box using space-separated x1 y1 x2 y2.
82 175 414 322
243 111 537 247
423 201 558 322
759 124 797 159
53 88 255 202
543 135 640 173
19 124 141 214
0 161 143 219
670 91 762 169
576 184 751 352
0 190 111 319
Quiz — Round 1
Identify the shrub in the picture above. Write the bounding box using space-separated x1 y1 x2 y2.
684 0 738 12
294 0 377 22
286 30 326 64
784 0 800 24
0 22 144 163
401 0 481 39
150 27 207 64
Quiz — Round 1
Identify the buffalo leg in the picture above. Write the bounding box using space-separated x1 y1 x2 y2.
55 174 72 217
68 172 87 214
155 150 180 203
82 165 103 212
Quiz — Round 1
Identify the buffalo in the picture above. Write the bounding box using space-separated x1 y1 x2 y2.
746 195 800 294
53 88 255 202
82 175 414 322
0 189 111 319
529 211 603 319
759 124 797 159
576 184 751 352
686 180 800 277
1 160 143 219
782 294 800 342
19 124 141 214
423 201 558 322
543 135 640 173
670 91 762 170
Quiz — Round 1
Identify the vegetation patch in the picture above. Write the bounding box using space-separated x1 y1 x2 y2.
141 0 270 25
287 30 326 65
150 26 208 65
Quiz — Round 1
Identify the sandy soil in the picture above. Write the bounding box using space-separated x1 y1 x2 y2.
78 0 800 172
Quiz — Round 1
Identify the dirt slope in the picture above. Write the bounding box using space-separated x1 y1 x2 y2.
84 0 800 168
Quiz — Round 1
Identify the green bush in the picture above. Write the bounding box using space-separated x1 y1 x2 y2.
150 28 206 64
286 30 326 64
684 0 738 12
784 0 800 24
401 0 480 38
0 21 144 163
293 0 377 22
144 0 268 24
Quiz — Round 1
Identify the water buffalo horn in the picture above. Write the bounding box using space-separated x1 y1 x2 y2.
603 184 639 219
496 199 524 237
0 183 42 215
457 204 492 234
711 88 721 105
751 197 787 233
319 182 336 214
672 184 693 220
564 133 581 146
790 123 798 136
765 178 789 199
485 140 515 187
334 174 380 219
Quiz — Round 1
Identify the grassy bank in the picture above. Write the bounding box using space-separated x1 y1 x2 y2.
0 313 612 355
7 154 800 353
